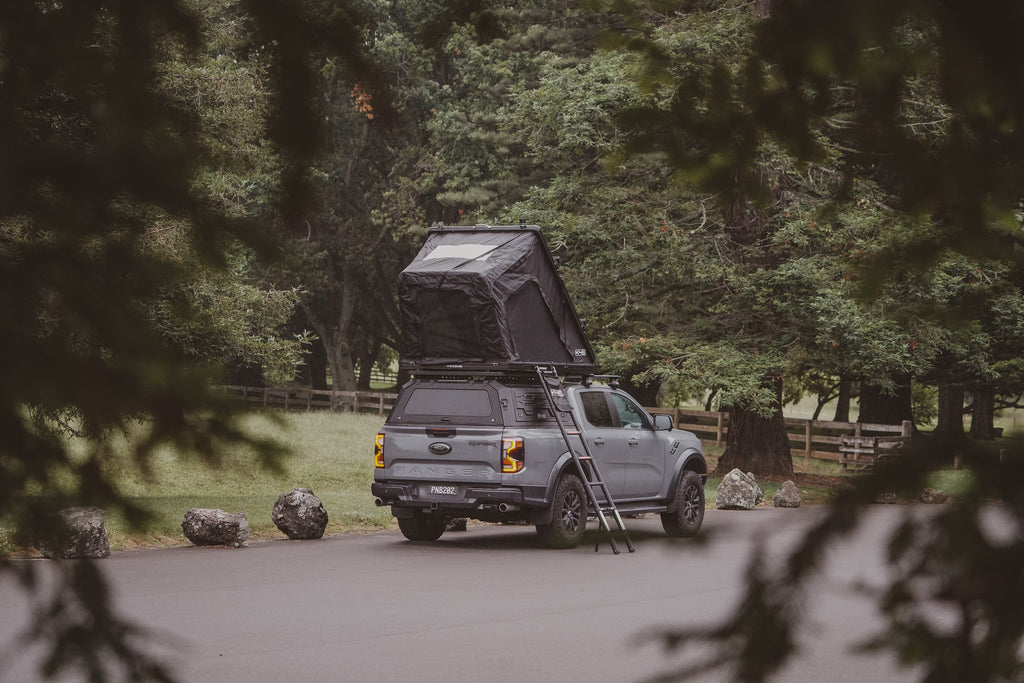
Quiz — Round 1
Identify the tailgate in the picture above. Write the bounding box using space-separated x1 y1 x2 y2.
380 424 505 486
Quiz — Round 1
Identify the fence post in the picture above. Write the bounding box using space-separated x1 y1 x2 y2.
804 420 812 463
715 413 724 447
378 394 385 415
900 420 913 437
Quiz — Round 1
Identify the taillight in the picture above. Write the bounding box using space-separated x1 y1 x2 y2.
374 433 385 468
501 437 525 473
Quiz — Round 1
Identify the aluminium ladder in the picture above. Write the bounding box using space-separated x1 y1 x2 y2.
534 366 635 554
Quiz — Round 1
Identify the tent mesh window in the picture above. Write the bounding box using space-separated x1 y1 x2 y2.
416 289 485 359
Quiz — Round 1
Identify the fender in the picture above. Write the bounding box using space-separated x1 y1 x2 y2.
535 451 587 524
664 450 707 512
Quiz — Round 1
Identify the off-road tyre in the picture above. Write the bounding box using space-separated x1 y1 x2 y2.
661 470 705 538
398 512 448 542
536 473 587 549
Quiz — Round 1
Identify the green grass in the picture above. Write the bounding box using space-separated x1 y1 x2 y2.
5 411 396 554
3 412 984 555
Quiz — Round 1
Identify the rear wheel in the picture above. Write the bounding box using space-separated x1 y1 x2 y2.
536 473 587 549
398 511 448 542
661 470 705 538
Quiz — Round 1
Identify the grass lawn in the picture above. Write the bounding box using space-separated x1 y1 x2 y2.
2 411 396 555
2 412 977 555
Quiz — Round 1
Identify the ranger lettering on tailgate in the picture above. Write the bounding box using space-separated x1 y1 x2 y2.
392 464 497 479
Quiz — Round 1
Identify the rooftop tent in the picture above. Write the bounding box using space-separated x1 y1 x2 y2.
398 224 596 374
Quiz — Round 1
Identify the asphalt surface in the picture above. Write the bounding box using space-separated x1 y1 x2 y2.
0 506 931 682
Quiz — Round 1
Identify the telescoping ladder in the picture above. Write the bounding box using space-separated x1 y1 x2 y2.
535 366 635 554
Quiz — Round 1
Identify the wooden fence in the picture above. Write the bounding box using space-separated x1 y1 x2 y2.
221 386 911 466
648 407 913 469
220 385 398 416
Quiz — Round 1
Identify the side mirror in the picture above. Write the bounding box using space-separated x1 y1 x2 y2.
653 413 673 431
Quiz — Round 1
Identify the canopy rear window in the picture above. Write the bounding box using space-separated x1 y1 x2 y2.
394 386 500 425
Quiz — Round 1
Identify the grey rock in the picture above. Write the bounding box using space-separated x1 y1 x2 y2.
772 480 802 508
446 518 468 532
716 469 765 510
875 492 898 504
920 488 949 504
39 507 111 559
272 488 329 540
182 508 250 547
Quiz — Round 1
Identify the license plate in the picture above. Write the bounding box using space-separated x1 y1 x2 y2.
428 485 458 496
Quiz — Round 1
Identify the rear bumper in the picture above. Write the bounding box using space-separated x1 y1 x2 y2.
372 481 526 512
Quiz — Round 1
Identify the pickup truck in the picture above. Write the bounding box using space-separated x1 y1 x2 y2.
371 374 707 549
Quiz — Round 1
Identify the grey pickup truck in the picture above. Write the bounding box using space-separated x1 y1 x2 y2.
371 375 707 549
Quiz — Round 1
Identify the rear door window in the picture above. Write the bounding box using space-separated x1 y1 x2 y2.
581 391 615 428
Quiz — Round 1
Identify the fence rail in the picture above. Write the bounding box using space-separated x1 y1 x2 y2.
222 386 911 466
220 385 398 416
648 407 912 469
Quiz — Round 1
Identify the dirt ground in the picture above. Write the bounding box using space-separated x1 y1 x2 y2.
757 472 855 491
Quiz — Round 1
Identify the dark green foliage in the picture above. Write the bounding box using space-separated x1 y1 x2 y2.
595 1 1024 680
0 0 397 679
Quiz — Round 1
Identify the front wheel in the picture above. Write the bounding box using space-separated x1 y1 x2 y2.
398 511 447 542
661 470 705 538
536 473 587 549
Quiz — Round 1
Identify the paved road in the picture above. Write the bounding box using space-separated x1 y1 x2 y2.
1 507 925 682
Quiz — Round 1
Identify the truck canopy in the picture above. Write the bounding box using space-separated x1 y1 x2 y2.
398 224 595 374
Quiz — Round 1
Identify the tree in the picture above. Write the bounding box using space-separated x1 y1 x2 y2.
278 1 511 391
603 0 1024 679
0 0 398 679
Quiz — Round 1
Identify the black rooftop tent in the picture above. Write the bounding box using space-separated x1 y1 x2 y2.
398 224 596 375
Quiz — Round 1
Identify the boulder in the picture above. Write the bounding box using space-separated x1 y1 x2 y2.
182 509 250 547
446 518 468 532
920 488 949 504
716 469 765 510
39 507 111 559
272 488 329 540
772 480 802 508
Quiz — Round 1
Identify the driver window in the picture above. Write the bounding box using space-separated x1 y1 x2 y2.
610 393 651 429
581 391 614 428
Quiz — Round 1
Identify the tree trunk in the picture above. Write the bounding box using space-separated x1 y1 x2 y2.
969 385 997 440
323 333 357 391
356 339 381 390
704 387 719 412
753 0 777 19
934 385 966 437
858 375 913 425
299 336 329 390
833 377 852 422
301 270 359 392
301 317 357 392
715 378 793 476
